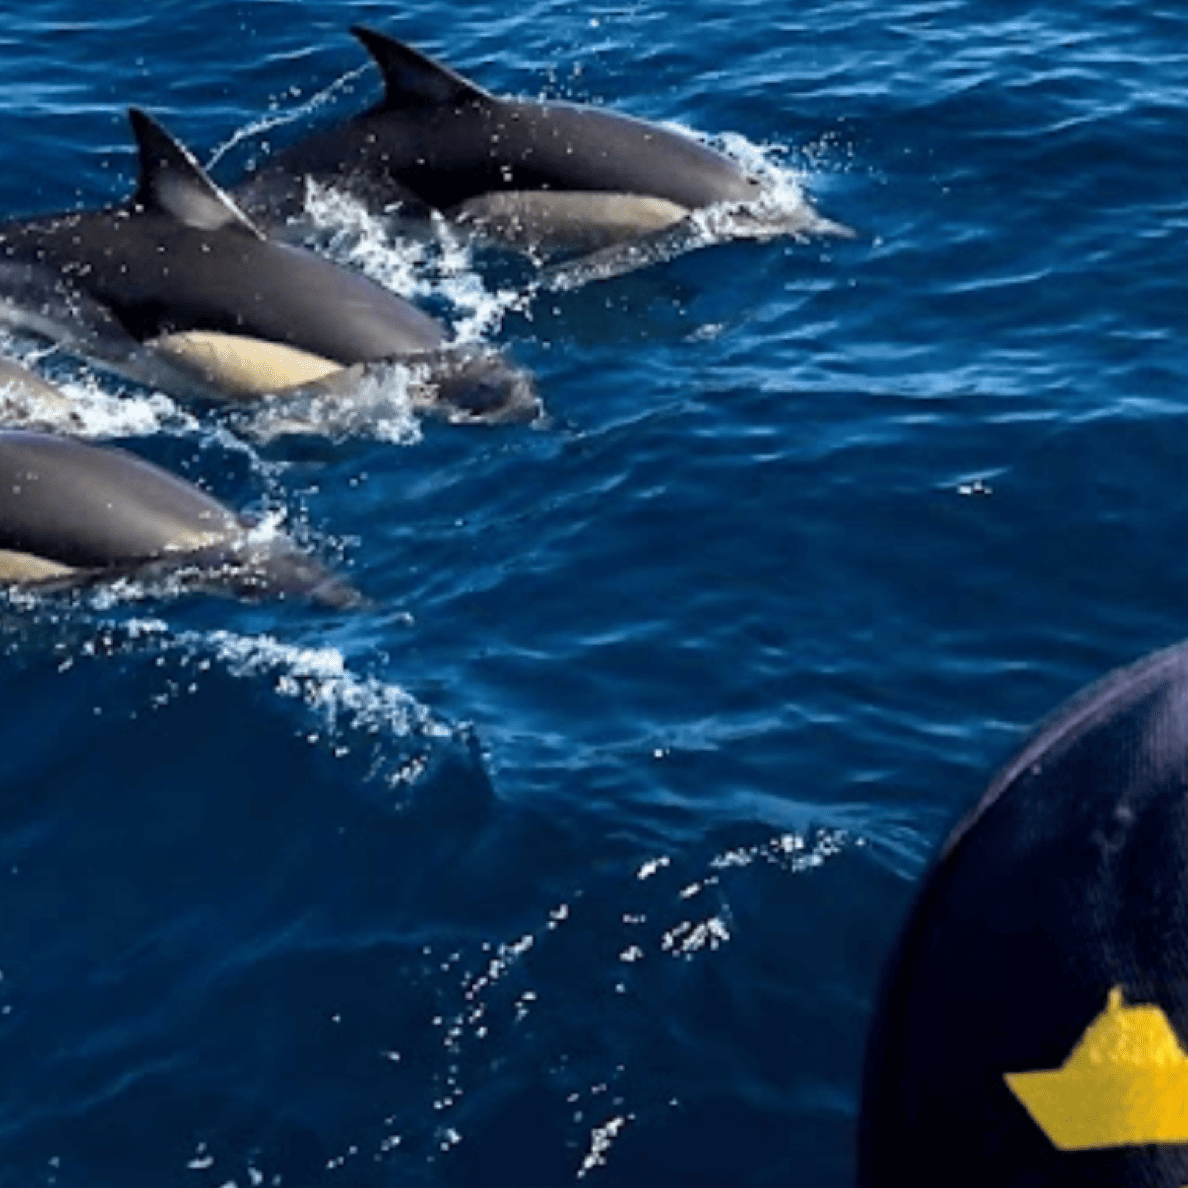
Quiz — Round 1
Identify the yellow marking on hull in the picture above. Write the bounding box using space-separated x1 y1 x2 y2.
1006 987 1188 1150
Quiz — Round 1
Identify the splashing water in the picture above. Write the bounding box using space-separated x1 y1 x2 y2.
227 365 425 446
303 182 532 344
204 65 373 174
4 607 452 793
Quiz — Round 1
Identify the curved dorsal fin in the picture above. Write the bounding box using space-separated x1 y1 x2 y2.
350 27 492 110
128 108 263 238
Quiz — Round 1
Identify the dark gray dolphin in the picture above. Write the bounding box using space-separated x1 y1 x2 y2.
0 428 360 605
0 109 537 424
231 27 851 252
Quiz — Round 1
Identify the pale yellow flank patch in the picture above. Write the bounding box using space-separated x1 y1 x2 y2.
0 549 77 582
1006 987 1188 1150
453 190 689 251
149 332 343 397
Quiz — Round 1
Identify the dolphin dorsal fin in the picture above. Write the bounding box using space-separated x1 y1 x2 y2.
128 108 264 238
350 27 492 110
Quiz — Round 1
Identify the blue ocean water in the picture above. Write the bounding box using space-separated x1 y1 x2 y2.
1 0 1186 1183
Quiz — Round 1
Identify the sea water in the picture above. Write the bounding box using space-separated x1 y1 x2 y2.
0 1 1185 1184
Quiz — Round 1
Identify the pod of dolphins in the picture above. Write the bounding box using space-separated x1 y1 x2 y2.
0 26 848 605
0 26 855 608
6 23 1170 1177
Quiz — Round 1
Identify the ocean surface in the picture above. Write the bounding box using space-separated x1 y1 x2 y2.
0 0 1186 1184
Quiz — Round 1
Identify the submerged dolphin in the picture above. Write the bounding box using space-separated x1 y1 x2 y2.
0 428 359 605
0 109 536 424
0 356 83 428
231 27 851 252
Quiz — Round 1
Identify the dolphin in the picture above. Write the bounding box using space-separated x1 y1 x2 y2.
0 109 537 424
230 27 852 253
0 427 360 605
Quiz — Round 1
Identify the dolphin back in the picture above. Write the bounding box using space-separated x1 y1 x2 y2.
0 431 359 605
0 431 241 566
0 111 451 369
351 28 762 210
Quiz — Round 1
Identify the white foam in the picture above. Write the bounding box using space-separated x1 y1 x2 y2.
0 339 284 475
0 337 195 440
198 628 447 755
58 616 450 784
303 183 530 345
229 365 424 446
38 374 196 439
305 181 434 301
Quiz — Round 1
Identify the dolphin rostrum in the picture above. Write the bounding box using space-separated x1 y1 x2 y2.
0 426 360 605
230 27 852 253
0 109 537 424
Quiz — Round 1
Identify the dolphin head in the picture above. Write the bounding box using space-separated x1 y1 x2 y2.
406 345 542 425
